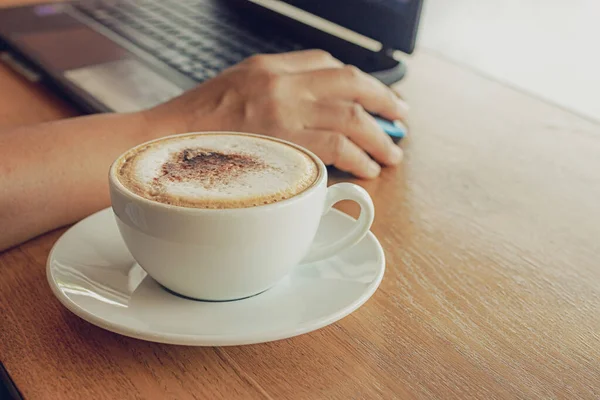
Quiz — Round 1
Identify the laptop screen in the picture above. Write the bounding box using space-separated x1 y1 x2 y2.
279 0 423 53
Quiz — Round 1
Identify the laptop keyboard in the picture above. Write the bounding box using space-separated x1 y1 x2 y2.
73 0 306 82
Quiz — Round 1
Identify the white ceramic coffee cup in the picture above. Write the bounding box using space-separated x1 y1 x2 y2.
109 132 375 301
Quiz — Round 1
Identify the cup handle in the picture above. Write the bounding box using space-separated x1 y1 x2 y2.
301 182 375 264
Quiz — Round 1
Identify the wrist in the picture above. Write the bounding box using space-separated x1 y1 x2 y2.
138 102 189 142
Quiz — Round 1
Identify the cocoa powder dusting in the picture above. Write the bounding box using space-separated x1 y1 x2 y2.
156 148 267 189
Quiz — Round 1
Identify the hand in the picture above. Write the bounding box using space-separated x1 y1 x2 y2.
146 50 409 179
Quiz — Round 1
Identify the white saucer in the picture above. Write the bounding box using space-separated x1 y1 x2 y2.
47 207 385 346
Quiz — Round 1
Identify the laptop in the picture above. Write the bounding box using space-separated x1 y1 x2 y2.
0 0 423 114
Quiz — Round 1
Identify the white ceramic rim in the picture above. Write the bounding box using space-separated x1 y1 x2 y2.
108 131 327 214
46 208 385 346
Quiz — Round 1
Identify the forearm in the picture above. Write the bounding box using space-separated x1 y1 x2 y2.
0 111 168 251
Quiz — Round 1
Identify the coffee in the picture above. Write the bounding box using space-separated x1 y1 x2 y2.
115 133 319 209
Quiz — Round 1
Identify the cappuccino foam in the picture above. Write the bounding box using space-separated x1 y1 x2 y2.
116 134 319 208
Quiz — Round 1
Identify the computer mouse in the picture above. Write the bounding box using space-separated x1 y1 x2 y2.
373 116 407 143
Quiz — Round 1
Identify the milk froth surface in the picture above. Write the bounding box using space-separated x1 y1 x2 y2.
116 134 319 208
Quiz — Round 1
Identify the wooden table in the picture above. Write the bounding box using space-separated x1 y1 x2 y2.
2 2 600 399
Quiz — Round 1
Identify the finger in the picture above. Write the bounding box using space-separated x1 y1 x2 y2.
299 130 384 179
306 101 402 166
293 65 409 122
245 50 344 73
391 89 410 116
392 86 406 100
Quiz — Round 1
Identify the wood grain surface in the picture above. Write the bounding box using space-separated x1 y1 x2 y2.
2 1 600 399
